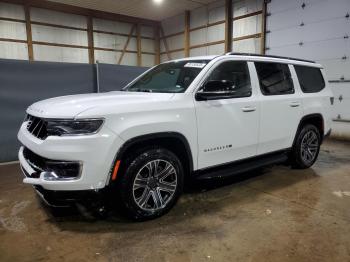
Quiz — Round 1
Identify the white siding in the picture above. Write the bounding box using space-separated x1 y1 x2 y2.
94 32 129 50
162 13 185 36
0 41 28 60
141 38 155 53
0 4 155 66
167 34 184 51
33 45 89 63
160 13 185 60
233 14 262 38
208 43 225 55
0 2 25 20
31 8 87 29
207 24 225 42
93 18 132 34
120 52 137 66
32 25 88 46
160 50 184 63
0 3 27 60
95 50 121 64
189 1 225 57
232 36 261 53
141 54 155 67
0 21 27 40
190 28 207 47
190 46 207 57
140 26 155 67
233 0 262 16
188 0 263 55
232 0 263 53
140 26 154 38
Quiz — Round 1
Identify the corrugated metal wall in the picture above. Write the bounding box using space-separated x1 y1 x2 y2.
0 2 156 67
266 0 350 138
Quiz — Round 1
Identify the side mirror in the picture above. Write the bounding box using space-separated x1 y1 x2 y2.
195 80 236 101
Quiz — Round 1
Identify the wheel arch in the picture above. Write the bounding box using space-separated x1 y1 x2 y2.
293 113 325 146
108 132 194 184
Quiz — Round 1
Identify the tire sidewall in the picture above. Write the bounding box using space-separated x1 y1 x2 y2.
294 124 321 168
119 147 184 220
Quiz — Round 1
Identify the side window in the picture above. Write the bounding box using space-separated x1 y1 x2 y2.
255 62 294 95
294 65 325 93
206 61 252 97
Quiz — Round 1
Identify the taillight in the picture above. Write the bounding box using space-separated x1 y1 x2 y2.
330 97 334 105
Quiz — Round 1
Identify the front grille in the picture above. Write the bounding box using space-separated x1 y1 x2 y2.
25 114 48 139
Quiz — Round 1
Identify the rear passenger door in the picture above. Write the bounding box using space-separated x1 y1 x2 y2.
254 62 303 154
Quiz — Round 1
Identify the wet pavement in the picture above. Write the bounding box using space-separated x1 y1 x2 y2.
0 139 349 262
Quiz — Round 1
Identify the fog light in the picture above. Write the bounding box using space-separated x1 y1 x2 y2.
42 171 59 181
42 161 82 181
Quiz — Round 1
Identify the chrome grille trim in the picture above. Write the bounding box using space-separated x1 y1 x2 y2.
25 114 48 140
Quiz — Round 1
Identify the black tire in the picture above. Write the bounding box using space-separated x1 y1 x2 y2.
290 124 321 169
118 147 184 221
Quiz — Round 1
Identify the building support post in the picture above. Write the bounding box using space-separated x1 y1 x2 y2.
225 0 233 53
136 23 142 66
261 0 268 54
87 16 95 64
24 4 33 61
154 25 160 64
184 10 190 57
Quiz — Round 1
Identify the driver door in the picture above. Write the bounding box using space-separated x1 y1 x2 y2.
194 60 260 170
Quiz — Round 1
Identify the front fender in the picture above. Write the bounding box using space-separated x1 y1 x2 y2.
105 109 198 170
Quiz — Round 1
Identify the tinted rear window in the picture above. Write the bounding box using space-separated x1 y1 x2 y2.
255 62 294 95
294 65 325 93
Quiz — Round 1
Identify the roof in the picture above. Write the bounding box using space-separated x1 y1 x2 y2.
172 56 218 62
227 52 315 64
166 53 322 68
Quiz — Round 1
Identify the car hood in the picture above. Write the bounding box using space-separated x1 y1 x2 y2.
27 91 175 118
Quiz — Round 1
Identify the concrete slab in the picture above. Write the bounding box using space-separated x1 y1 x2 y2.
0 139 349 261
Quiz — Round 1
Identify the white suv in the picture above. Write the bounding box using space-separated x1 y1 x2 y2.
18 53 333 220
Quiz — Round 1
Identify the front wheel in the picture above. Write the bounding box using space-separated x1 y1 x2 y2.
119 147 184 220
290 124 321 169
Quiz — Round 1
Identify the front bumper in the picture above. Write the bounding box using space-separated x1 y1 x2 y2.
18 121 124 191
33 185 102 207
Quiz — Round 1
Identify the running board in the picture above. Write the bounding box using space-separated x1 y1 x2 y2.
194 151 289 180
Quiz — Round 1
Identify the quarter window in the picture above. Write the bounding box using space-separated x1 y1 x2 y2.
294 65 325 93
205 61 252 97
255 62 294 95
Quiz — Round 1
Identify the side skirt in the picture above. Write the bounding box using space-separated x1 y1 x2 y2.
193 149 290 180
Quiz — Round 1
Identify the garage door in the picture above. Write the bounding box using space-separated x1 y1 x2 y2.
265 0 350 125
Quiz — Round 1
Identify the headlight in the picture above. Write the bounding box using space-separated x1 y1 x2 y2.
46 119 104 136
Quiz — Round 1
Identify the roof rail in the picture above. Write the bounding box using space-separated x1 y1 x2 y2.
226 52 315 64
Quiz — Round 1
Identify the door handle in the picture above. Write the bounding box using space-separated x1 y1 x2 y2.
241 106 257 112
289 101 301 107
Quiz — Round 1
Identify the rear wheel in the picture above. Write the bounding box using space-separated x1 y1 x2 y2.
290 124 321 169
119 147 184 220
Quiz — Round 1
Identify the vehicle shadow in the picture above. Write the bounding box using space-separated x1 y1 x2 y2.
43 163 320 233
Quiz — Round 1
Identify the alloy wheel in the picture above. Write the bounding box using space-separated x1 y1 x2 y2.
132 159 177 211
300 130 319 164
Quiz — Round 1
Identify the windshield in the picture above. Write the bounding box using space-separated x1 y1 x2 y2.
124 60 210 93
